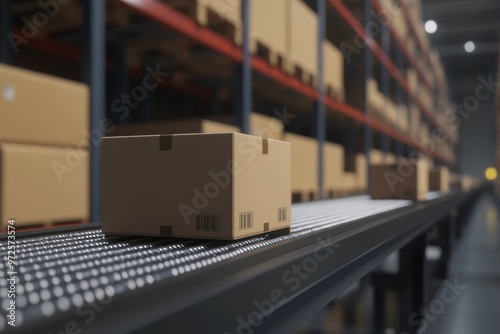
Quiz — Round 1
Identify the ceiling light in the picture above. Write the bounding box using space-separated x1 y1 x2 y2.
424 20 437 34
464 41 475 53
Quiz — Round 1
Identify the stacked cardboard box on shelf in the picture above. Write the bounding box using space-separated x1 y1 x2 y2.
215 113 285 140
109 118 240 137
386 153 398 164
419 122 430 142
250 0 288 69
109 112 284 139
252 0 345 92
379 0 407 40
429 167 450 193
407 69 418 94
370 148 386 164
288 0 318 86
410 105 421 138
345 153 368 194
0 64 89 229
324 142 344 198
323 41 345 101
385 98 399 129
283 132 319 202
398 104 409 133
450 174 479 192
367 78 382 118
159 0 242 44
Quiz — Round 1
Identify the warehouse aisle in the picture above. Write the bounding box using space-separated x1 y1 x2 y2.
424 193 500 333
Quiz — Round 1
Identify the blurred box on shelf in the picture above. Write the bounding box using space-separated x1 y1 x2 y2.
429 166 450 193
108 118 240 136
398 104 409 132
250 0 288 69
386 153 398 164
406 38 416 56
345 153 367 193
450 174 478 192
0 64 89 147
419 122 429 141
160 0 242 44
283 132 318 202
407 68 418 93
386 99 398 129
367 78 382 118
288 0 318 86
369 160 429 201
323 142 344 198
247 113 285 139
109 113 284 139
102 133 291 240
410 105 421 137
213 113 284 139
0 143 88 229
408 0 423 28
323 41 345 101
370 148 386 164
340 172 357 196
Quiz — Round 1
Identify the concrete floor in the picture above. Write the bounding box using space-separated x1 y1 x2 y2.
294 192 500 334
423 193 500 333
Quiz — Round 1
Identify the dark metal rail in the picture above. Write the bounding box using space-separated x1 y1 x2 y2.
0 189 482 334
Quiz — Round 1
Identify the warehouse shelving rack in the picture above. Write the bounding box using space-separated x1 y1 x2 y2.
0 0 458 223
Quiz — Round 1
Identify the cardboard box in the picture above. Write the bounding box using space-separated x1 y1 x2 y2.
0 143 89 228
386 153 398 164
367 78 382 117
340 172 357 195
102 133 291 240
251 0 288 66
410 105 421 138
407 68 418 93
324 142 344 198
288 0 318 85
108 118 240 136
369 160 429 201
161 0 242 44
282 132 318 202
0 64 89 147
346 153 368 193
450 174 476 192
212 113 285 140
370 149 386 164
323 41 345 101
399 104 409 132
429 167 450 193
247 113 284 140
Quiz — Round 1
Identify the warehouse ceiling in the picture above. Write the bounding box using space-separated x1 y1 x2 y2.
422 0 500 100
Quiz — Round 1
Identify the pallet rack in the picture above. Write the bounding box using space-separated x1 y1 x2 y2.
0 0 458 222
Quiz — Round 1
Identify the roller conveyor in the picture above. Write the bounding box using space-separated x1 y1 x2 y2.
0 190 481 334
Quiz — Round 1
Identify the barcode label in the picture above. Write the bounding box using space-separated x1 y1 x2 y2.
278 207 287 222
195 214 221 232
239 212 253 230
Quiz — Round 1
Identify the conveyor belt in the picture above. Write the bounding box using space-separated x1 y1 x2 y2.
0 191 477 333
